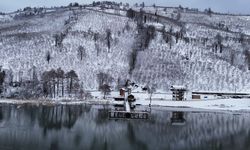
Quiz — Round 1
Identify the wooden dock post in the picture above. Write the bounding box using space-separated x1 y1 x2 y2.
108 111 149 119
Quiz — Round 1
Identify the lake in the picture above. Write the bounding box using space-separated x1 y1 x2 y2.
0 104 249 150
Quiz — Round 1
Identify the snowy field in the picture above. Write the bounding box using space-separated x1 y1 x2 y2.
136 98 250 111
0 97 249 112
0 89 250 111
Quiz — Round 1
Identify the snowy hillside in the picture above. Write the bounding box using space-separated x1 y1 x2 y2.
0 2 250 99
0 7 136 91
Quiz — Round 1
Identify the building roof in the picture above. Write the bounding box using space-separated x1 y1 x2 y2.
170 85 187 90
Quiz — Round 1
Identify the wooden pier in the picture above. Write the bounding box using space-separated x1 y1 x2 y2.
109 111 149 119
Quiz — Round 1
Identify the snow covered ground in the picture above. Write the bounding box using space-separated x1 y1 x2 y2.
0 80 249 111
0 97 249 112
136 98 250 111
0 5 250 93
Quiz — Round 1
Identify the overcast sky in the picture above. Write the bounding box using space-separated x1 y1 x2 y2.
0 0 249 14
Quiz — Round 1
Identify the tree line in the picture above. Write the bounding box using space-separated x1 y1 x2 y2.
41 68 80 98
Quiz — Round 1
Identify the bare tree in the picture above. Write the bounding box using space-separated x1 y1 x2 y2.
244 48 250 70
97 72 113 89
176 12 181 21
162 26 174 49
95 43 101 56
144 25 156 48
230 50 235 65
48 69 57 98
215 33 222 44
129 49 138 74
0 68 5 94
180 26 186 39
66 70 79 95
206 8 213 17
93 33 99 42
126 8 136 19
42 69 66 98
56 68 64 97
106 29 112 50
147 84 156 106
124 22 130 31
141 2 145 8
169 36 174 49
41 71 51 97
46 51 51 64
215 33 223 53
77 46 86 61
239 33 245 43
99 84 111 99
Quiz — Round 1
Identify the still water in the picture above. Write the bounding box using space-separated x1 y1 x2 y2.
0 104 249 150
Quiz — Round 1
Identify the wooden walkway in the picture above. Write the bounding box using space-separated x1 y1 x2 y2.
109 111 149 119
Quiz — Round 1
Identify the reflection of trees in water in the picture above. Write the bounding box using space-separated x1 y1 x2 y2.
89 137 109 150
1 104 250 150
130 110 250 150
126 122 148 150
189 125 250 150
73 133 82 147
49 139 59 150
2 104 12 122
244 130 250 149
94 105 113 125
38 105 91 135
95 108 109 125
170 111 186 125
0 106 2 121
0 104 92 131
22 104 39 125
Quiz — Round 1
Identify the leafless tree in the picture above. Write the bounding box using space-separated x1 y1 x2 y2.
129 49 138 74
56 68 65 97
66 70 79 95
0 68 5 94
106 29 112 50
99 84 111 99
126 8 136 19
244 48 250 70
93 33 99 42
95 43 101 56
97 72 113 89
41 71 51 97
147 84 156 106
77 46 86 61
144 25 156 48
46 51 51 64
48 69 57 98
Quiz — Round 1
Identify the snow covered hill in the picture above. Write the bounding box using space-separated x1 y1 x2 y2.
0 3 250 97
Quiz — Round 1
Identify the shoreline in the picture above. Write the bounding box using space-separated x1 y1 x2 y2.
0 98 112 105
0 98 250 112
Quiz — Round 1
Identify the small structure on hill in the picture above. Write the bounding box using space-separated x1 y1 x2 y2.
120 88 125 97
192 94 201 100
113 88 125 107
170 85 187 101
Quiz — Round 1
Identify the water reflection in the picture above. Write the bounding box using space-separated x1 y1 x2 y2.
38 105 84 130
0 104 249 150
95 108 109 125
171 111 186 126
126 122 148 150
0 105 3 121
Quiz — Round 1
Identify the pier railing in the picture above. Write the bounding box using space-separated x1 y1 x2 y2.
108 111 149 119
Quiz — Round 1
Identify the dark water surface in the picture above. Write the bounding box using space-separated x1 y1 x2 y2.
0 104 250 150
